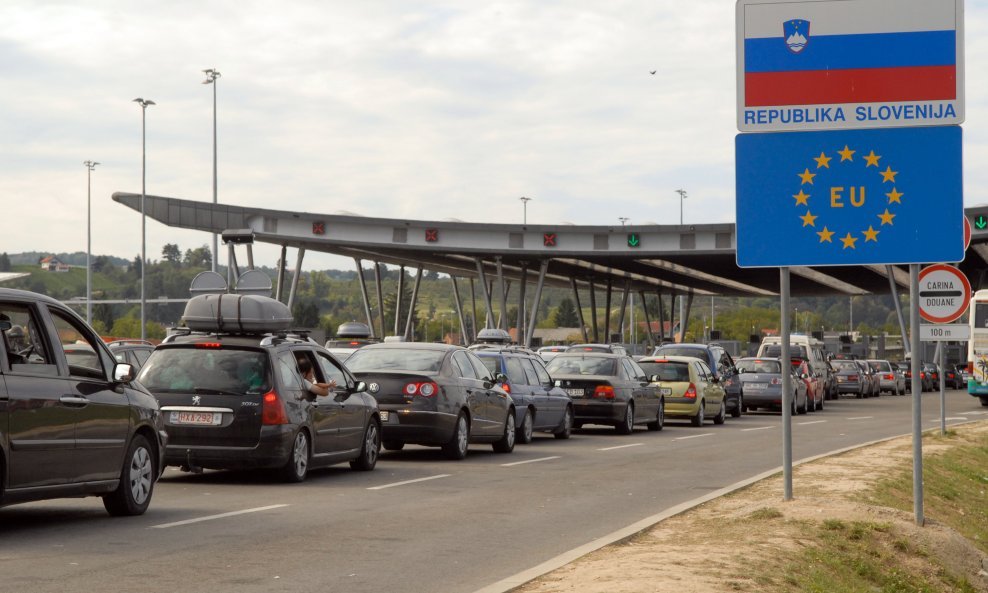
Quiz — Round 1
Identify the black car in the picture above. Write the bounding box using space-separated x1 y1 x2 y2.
0 289 166 515
545 352 664 433
474 347 574 442
346 343 517 459
107 339 156 372
651 343 743 417
138 294 382 482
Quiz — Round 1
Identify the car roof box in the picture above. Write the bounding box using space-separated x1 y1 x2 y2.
182 293 293 333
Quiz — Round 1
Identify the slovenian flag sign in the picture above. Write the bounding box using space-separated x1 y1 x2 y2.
742 0 958 107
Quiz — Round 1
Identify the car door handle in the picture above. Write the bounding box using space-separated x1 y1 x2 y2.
59 395 89 406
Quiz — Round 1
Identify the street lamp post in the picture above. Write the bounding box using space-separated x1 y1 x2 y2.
83 160 100 324
519 196 531 224
203 68 221 273
618 217 628 226
675 189 687 224
133 97 155 340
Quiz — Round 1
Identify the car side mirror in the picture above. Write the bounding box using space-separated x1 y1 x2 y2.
650 374 660 382
353 381 367 393
113 362 135 383
800 372 809 379
710 376 720 383
494 372 508 384
0 320 10 331
554 379 562 387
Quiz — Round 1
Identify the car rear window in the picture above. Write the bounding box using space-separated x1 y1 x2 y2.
761 345 808 358
654 346 706 360
831 360 858 371
737 359 781 373
546 356 616 376
138 347 271 394
346 348 445 373
638 361 690 381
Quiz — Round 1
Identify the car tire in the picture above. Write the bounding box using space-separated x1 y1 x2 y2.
383 440 405 451
350 419 382 471
102 434 155 517
980 396 988 407
616 402 635 434
554 406 573 440
442 413 470 460
646 399 664 431
518 409 534 445
280 430 310 483
492 410 516 453
713 399 726 425
690 400 705 427
856 389 863 399
731 394 743 418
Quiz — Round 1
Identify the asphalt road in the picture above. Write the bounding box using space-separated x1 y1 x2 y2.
2 389 986 593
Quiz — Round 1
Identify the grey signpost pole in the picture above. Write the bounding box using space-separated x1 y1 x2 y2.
780 267 792 501
910 264 924 526
939 344 947 436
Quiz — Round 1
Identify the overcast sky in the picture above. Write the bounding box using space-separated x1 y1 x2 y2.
2 1 985 272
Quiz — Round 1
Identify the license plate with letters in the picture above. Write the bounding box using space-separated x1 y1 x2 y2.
171 411 221 426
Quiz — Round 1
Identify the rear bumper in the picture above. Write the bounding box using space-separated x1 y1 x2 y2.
164 424 294 470
572 400 625 424
378 408 459 445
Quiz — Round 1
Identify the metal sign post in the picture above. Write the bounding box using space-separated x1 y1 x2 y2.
781 268 792 500
910 264 924 526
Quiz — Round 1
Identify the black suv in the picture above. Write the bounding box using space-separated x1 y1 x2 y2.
651 343 743 417
137 294 381 482
473 346 574 443
0 288 166 515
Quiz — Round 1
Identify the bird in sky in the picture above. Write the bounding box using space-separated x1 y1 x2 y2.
649 70 656 75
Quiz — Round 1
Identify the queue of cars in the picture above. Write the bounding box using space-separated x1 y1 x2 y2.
0 285 971 517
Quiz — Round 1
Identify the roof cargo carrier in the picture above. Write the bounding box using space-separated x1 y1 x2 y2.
182 293 293 333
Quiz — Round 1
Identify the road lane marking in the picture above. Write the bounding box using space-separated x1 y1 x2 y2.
501 456 561 467
151 504 289 529
597 443 643 451
847 416 874 420
367 474 451 490
673 433 713 441
741 426 774 432
796 420 827 426
932 417 968 422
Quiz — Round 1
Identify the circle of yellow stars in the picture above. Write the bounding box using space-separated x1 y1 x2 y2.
792 145 903 249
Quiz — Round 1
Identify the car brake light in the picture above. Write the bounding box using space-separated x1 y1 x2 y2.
195 342 222 349
684 383 698 399
770 378 781 385
262 390 289 425
500 382 511 393
849 374 859 381
403 381 439 397
593 385 615 399
885 374 894 380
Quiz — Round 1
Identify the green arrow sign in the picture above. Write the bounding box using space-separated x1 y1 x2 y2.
976 216 987 230
627 233 640 247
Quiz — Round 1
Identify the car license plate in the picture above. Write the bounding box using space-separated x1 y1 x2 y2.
566 388 585 398
747 383 766 390
660 387 671 396
379 411 390 422
171 411 221 426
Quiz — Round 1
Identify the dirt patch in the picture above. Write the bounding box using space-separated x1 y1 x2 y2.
518 423 988 593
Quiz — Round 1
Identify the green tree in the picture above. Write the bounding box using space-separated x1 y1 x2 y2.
183 245 212 269
554 298 580 327
161 243 182 264
0 252 10 272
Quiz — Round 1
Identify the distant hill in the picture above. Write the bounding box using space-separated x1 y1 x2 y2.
8 251 130 268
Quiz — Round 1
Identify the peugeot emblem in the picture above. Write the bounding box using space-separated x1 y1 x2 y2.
192 395 202 406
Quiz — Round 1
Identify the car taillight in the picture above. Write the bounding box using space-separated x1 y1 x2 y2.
403 381 439 397
195 342 222 349
593 385 615 399
262 390 289 425
684 383 698 399
885 374 894 380
849 374 859 381
500 382 511 393
770 378 782 385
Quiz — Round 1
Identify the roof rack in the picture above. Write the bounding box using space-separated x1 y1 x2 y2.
106 339 155 347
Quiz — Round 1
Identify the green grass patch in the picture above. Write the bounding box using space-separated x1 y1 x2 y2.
748 507 785 521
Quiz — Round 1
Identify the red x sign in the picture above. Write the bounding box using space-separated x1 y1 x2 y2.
312 221 325 235
425 229 439 242
543 233 557 247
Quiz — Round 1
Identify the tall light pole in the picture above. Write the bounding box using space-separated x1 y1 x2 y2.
520 196 531 224
133 98 155 340
618 217 629 226
83 160 100 324
675 189 687 224
203 68 221 272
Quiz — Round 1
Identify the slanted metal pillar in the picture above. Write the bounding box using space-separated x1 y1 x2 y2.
571 278 589 342
617 281 631 339
658 291 669 342
246 244 254 270
603 278 613 343
588 278 599 343
640 290 656 348
525 260 549 347
226 243 239 289
374 262 386 339
887 265 910 356
354 258 375 338
475 259 496 330
496 257 509 331
451 276 468 345
404 266 423 341
276 245 288 302
469 278 478 340
517 266 528 344
680 291 695 342
394 265 405 336
286 247 305 310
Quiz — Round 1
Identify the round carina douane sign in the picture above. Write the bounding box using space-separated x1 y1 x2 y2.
918 264 972 323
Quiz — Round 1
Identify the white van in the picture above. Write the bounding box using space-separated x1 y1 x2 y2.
756 335 834 401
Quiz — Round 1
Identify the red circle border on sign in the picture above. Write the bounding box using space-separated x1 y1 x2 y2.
918 264 972 323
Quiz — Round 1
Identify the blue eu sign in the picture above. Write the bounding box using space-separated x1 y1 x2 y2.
736 126 962 267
